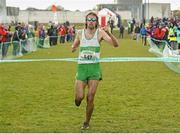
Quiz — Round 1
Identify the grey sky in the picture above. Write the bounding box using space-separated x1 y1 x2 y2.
6 0 180 11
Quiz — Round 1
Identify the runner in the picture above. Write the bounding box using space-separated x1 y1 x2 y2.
71 12 119 129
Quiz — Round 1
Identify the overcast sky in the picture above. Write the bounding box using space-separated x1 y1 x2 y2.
6 0 180 11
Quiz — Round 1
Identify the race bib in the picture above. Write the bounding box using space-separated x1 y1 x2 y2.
80 50 96 60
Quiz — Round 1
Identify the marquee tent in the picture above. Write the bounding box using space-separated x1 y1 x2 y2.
98 8 117 27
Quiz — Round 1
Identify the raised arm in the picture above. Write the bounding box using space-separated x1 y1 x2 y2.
100 25 119 47
71 30 81 52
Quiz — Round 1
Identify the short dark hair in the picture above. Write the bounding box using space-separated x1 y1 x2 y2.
85 12 99 29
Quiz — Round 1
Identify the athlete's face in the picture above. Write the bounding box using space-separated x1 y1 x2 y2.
86 14 97 30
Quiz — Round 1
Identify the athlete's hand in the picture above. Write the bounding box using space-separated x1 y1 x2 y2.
101 24 110 34
71 46 76 53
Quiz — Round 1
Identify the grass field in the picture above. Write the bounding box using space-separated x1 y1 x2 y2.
0 32 180 132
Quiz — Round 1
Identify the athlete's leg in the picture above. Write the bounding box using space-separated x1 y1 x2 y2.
84 80 99 125
74 80 86 106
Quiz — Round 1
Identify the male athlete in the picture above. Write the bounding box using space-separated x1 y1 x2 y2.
71 12 119 129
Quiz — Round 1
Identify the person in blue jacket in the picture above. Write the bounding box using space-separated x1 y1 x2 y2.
140 24 147 46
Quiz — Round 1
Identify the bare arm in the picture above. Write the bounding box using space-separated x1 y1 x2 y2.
100 25 119 47
71 30 81 52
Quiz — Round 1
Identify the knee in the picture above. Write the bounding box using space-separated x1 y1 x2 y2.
87 94 95 104
75 95 84 107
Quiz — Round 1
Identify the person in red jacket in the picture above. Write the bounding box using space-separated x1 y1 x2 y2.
0 24 8 43
152 25 161 40
159 23 168 40
158 23 168 50
59 25 66 44
151 24 161 47
0 23 8 59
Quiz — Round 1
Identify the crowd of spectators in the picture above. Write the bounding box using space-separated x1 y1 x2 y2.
0 21 76 59
1 16 180 59
130 17 180 50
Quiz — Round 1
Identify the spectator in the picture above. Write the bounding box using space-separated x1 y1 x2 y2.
59 25 66 44
119 25 124 39
150 16 154 24
140 24 147 46
146 24 152 39
69 25 76 42
12 26 20 56
0 24 9 59
48 24 58 46
134 23 141 42
168 22 177 50
127 21 131 34
2 25 12 58
38 25 46 48
152 24 161 40
47 25 54 46
176 22 180 49
21 27 28 54
109 18 114 34
159 23 168 41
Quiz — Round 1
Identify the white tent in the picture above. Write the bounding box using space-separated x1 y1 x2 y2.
0 0 7 23
98 8 117 28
